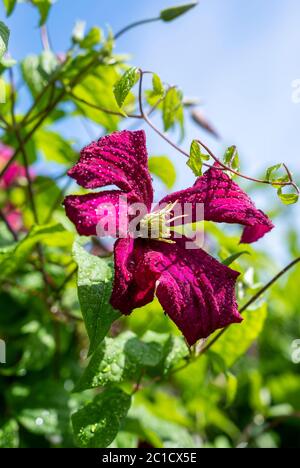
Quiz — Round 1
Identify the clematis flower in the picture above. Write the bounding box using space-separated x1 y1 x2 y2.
0 143 25 189
64 130 274 345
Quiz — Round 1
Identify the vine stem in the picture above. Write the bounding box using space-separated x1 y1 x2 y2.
8 69 52 293
0 115 10 129
195 139 300 190
114 17 160 40
137 69 299 191
138 70 190 158
197 256 300 356
40 24 51 51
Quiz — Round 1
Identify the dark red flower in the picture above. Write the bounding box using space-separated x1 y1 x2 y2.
64 130 274 345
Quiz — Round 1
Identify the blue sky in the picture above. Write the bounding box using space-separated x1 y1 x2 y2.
1 0 300 254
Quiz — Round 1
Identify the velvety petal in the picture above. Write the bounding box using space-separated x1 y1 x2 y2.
64 190 133 237
67 130 153 209
111 237 242 345
111 238 159 313
159 165 274 243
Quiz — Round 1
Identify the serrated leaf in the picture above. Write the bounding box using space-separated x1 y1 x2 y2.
148 155 176 188
160 2 198 22
187 140 209 176
3 0 17 16
113 66 139 108
0 419 19 448
212 304 267 368
72 388 131 448
73 241 121 356
75 331 164 391
0 21 10 61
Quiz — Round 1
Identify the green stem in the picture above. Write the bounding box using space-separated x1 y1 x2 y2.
114 17 160 40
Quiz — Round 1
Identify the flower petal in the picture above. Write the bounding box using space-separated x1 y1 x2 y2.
111 237 242 345
111 238 159 313
67 130 153 209
0 144 26 188
64 191 133 237
159 165 274 243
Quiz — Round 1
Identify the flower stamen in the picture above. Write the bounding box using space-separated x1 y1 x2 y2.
139 201 186 242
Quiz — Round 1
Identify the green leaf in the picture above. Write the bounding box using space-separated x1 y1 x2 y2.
3 0 17 16
0 56 16 73
222 250 250 266
75 331 164 392
17 325 55 373
187 140 209 176
142 331 189 376
128 403 196 448
73 241 121 356
148 156 176 188
34 129 77 165
21 51 58 98
162 87 184 132
212 304 267 368
72 65 123 131
79 27 102 49
8 381 76 439
31 0 53 26
23 176 63 224
72 388 131 448
265 163 283 182
226 372 238 406
160 2 198 22
0 223 74 279
0 419 19 448
0 21 10 61
113 67 139 109
152 73 164 97
224 146 239 170
187 140 202 176
277 187 299 205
